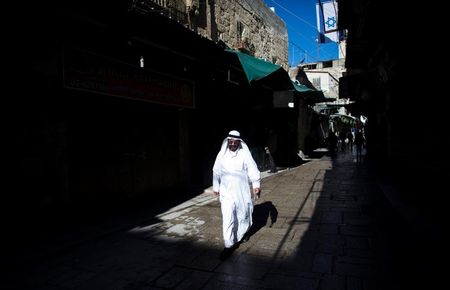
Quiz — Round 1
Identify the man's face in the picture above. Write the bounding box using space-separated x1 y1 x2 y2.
228 139 241 152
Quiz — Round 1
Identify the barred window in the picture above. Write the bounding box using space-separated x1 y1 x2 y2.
312 77 321 89
237 21 244 42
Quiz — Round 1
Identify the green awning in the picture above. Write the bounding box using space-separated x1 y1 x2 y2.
292 80 333 104
226 49 295 90
331 114 361 127
225 49 327 98
292 80 314 92
225 48 282 82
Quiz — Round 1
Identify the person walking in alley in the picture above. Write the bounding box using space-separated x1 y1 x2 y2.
212 130 261 260
339 131 347 152
326 129 338 155
347 130 354 152
354 129 365 162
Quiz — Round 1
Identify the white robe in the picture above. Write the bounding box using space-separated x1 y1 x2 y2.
212 140 260 248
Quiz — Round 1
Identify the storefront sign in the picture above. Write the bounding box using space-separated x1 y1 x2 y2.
63 47 195 108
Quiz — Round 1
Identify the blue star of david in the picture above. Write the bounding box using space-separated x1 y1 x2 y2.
326 17 336 29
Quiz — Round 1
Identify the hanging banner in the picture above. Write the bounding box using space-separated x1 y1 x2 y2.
316 0 339 43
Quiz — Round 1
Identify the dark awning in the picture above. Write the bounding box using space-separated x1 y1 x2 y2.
225 49 329 101
225 49 295 90
292 80 314 92
330 113 361 127
292 80 333 104
226 49 282 82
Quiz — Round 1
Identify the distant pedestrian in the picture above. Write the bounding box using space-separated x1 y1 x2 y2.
339 131 347 152
354 129 365 162
326 130 338 155
347 130 354 152
212 130 261 260
264 146 277 173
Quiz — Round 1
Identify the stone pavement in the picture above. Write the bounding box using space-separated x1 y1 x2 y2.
3 150 444 289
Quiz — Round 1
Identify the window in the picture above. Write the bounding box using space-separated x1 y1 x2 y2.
312 77 321 89
237 21 244 42
322 61 333 68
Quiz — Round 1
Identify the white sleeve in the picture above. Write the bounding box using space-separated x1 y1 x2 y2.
246 154 261 188
212 155 221 192
213 172 220 192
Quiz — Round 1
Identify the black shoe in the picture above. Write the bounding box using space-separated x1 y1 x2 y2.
219 247 233 261
241 233 250 243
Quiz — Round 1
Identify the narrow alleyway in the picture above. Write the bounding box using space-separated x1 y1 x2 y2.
2 148 443 289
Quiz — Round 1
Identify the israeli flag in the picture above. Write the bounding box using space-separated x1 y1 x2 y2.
316 0 339 43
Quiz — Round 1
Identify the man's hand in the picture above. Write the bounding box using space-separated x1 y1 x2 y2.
253 188 260 200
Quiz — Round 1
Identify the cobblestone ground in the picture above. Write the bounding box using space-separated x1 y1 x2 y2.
3 150 443 289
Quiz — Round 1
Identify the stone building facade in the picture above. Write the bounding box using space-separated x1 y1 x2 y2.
209 0 288 69
152 0 289 69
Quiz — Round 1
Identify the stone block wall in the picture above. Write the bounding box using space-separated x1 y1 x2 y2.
196 0 289 69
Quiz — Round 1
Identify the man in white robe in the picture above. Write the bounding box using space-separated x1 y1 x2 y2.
212 130 261 260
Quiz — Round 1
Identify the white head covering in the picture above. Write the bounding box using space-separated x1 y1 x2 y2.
217 130 250 156
214 130 254 175
227 130 242 141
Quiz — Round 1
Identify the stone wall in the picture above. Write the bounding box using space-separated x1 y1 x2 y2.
196 0 288 69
